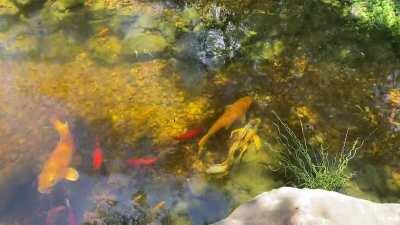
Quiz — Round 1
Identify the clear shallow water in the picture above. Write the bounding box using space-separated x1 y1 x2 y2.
0 0 400 224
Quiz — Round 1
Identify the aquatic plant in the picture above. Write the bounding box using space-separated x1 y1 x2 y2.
273 115 362 191
348 0 400 37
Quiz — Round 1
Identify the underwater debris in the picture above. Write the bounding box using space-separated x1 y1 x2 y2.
260 40 284 61
289 55 309 78
206 118 262 175
273 114 362 191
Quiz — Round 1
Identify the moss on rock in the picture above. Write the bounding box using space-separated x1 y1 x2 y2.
122 32 169 57
51 0 84 11
88 35 122 64
0 31 38 57
0 0 19 16
40 31 82 60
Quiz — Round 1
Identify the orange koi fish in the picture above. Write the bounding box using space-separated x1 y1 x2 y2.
198 96 253 148
173 127 204 141
126 156 159 167
38 118 79 194
91 137 104 171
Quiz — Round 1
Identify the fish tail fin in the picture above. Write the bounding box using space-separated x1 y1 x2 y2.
198 135 208 148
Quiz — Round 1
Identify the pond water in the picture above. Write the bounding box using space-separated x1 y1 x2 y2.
0 0 400 224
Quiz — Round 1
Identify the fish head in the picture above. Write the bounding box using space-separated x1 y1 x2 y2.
50 118 69 134
37 169 59 194
239 96 253 109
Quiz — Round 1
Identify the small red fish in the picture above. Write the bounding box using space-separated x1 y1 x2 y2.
126 156 159 167
173 127 204 141
46 205 66 225
91 137 104 171
66 199 77 225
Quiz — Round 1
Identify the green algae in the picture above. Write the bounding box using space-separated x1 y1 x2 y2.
40 31 82 60
88 35 122 64
223 142 283 204
15 57 212 148
349 0 400 35
0 0 19 16
0 31 38 57
51 0 84 11
122 32 169 57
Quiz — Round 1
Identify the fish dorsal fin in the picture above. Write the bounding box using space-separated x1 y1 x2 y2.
64 167 79 181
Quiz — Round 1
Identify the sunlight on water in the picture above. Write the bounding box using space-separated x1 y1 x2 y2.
0 0 399 224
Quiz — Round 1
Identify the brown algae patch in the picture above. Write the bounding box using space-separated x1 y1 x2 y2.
15 56 212 146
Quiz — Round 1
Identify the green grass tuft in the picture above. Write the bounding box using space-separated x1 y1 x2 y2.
273 114 362 191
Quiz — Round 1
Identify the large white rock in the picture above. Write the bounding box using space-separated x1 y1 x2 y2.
212 187 400 225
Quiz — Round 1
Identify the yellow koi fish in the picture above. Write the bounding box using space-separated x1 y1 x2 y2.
198 96 253 149
38 118 79 194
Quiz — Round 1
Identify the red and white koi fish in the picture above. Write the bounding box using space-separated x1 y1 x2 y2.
173 127 204 141
91 137 104 171
126 156 159 167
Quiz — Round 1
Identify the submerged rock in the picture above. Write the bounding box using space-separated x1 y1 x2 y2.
212 187 400 225
374 69 400 132
11 0 41 7
51 0 84 11
122 32 169 58
40 31 82 60
0 0 19 16
39 0 86 31
0 26 38 58
88 35 122 64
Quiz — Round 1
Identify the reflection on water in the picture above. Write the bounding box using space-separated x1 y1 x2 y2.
1 0 400 224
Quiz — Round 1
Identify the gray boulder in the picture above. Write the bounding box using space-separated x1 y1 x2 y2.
212 187 400 225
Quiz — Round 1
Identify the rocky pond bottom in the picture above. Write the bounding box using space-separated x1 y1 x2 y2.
1 0 400 225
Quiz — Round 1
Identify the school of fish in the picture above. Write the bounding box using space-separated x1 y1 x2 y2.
35 96 254 224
